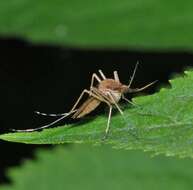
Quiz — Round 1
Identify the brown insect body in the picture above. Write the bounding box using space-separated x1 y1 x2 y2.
98 79 128 103
13 63 157 137
72 97 101 119
72 79 125 119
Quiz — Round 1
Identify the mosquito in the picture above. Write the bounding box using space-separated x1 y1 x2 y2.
13 63 157 137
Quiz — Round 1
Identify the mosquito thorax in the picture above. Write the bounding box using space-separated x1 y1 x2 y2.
98 79 122 91
98 79 124 103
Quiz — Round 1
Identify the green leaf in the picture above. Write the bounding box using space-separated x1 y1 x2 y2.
1 145 193 190
1 70 193 158
1 0 193 49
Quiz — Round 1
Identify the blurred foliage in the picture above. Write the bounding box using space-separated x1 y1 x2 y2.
1 145 193 190
1 70 193 158
0 0 193 49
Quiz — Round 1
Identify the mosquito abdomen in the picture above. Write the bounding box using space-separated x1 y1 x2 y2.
72 97 101 119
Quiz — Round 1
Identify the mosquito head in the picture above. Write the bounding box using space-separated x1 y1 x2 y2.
120 84 140 94
120 84 130 94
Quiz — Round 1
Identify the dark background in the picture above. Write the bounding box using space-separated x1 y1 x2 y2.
0 38 193 184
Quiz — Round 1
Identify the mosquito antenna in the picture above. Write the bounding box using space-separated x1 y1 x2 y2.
128 62 139 88
98 69 106 79
35 111 68 117
11 110 77 132
129 80 158 93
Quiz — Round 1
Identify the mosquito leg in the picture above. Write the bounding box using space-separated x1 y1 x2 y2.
12 89 93 132
34 84 101 118
107 92 123 115
103 105 112 139
34 87 99 118
69 89 93 112
128 62 139 88
92 88 125 138
92 88 124 116
34 89 97 130
98 70 106 80
34 111 72 117
90 73 101 89
89 88 117 139
11 113 74 132
91 87 111 106
70 88 118 113
92 88 123 114
92 89 137 140
121 95 139 107
114 71 120 82
108 93 140 140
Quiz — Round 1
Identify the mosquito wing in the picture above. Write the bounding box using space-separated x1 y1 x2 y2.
72 97 101 119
